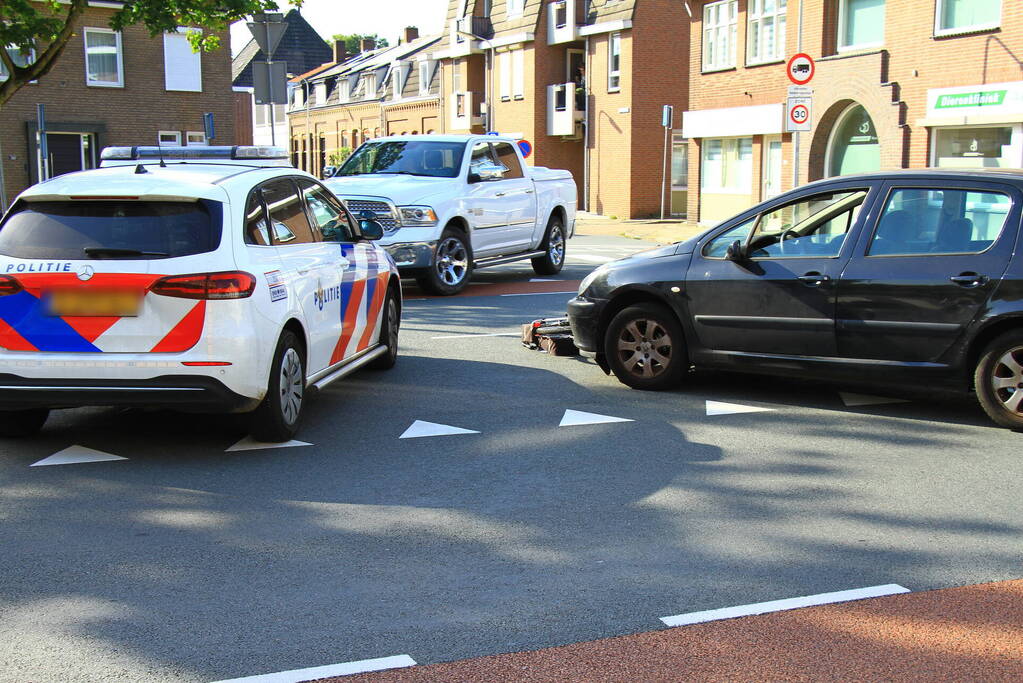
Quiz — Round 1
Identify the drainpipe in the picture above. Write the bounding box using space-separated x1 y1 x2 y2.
583 35 591 213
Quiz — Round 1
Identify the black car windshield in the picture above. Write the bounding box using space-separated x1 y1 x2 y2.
0 200 221 259
335 140 466 178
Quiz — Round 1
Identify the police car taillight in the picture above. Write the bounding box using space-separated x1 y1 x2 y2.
0 276 23 296
151 272 256 300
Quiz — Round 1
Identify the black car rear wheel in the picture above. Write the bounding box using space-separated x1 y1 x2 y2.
975 330 1023 429
604 303 687 391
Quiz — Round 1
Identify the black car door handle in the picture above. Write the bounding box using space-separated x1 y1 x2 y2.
797 272 830 287
949 273 988 288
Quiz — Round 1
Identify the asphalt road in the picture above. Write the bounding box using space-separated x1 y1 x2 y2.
1 235 1022 682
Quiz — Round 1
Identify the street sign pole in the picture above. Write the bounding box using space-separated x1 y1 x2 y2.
794 0 804 190
266 21 275 145
660 104 673 220
248 13 287 147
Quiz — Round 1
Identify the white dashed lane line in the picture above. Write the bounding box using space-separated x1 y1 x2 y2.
659 584 911 627
209 654 417 683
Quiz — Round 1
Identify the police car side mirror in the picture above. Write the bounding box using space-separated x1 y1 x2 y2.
360 219 384 240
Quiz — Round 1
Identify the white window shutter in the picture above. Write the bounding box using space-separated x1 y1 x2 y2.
164 30 201 92
499 52 511 99
512 49 525 98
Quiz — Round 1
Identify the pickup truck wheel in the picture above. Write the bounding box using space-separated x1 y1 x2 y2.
418 228 472 295
532 216 565 276
604 303 687 391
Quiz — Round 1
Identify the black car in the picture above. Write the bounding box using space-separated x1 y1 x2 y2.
567 169 1023 429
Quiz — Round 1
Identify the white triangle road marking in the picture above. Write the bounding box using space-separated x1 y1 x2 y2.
400 420 480 439
31 445 128 467
706 400 775 416
559 409 634 427
226 437 312 452
840 392 911 407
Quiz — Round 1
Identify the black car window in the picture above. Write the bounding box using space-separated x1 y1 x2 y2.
0 199 221 259
747 190 868 258
703 217 755 258
296 178 354 242
261 178 317 245
868 188 1011 256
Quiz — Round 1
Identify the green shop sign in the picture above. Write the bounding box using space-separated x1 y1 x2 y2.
935 90 1007 109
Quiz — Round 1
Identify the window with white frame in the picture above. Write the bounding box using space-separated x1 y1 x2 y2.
338 79 350 101
84 28 123 87
363 73 377 98
186 132 206 146
935 0 1001 36
703 1 737 71
0 44 35 82
418 60 434 96
392 66 403 99
254 105 268 127
838 0 885 51
700 137 753 193
512 49 525 99
163 28 201 91
158 131 181 146
608 32 621 92
507 0 525 18
747 0 786 65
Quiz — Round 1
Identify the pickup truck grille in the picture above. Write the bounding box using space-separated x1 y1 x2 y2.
342 199 399 233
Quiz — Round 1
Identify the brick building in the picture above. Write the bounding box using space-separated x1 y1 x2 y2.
683 0 1023 224
434 0 690 218
287 29 444 179
0 1 234 211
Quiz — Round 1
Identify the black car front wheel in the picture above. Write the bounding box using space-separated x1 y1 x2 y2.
975 330 1023 429
604 302 687 391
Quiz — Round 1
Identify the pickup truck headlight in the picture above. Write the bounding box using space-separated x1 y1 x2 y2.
398 206 438 226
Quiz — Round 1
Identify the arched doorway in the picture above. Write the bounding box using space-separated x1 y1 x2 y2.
826 103 880 177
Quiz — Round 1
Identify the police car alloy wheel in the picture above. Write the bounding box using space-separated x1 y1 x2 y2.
369 289 399 370
250 330 305 442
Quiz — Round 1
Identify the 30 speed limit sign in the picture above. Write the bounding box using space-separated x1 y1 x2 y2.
786 96 812 132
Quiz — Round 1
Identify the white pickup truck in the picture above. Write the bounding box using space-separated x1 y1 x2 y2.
324 134 577 295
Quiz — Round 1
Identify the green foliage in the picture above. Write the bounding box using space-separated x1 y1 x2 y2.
330 33 389 54
327 147 353 166
0 0 302 106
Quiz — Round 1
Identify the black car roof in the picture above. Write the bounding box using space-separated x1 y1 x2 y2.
803 167 1023 189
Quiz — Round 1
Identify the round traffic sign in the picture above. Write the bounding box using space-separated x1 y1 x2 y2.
786 52 815 85
789 104 810 125
517 139 532 158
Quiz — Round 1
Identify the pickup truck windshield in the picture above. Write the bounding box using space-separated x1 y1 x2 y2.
335 140 467 178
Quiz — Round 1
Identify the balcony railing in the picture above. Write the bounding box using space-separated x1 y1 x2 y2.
548 0 586 44
547 82 582 136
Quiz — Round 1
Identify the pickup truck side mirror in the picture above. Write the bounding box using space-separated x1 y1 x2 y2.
725 239 746 261
467 172 482 184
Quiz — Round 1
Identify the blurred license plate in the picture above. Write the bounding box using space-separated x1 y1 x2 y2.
47 289 141 317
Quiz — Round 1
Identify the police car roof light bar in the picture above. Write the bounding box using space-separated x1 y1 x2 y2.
100 146 288 162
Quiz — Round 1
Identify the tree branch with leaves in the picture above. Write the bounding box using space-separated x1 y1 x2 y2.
0 0 302 108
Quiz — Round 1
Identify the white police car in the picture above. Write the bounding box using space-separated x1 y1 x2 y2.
0 146 400 441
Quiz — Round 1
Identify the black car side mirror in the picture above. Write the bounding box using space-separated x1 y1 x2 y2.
359 219 384 240
725 239 746 261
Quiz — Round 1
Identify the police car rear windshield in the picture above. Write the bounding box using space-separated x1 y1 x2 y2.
334 140 466 178
0 200 222 260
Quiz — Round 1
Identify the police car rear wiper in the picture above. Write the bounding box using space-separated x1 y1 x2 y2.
83 247 169 258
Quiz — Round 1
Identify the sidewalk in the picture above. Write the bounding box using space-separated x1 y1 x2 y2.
574 211 707 245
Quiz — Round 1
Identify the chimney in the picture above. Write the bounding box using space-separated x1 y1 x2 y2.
360 38 376 53
333 39 347 63
403 26 419 44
